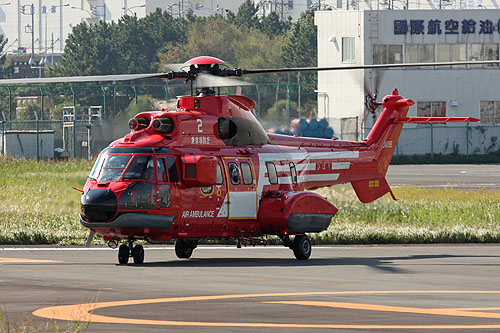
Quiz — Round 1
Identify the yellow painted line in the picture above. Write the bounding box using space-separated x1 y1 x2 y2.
265 301 500 319
0 257 60 263
32 291 500 329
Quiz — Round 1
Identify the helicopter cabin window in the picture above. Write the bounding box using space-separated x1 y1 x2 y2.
216 163 223 185
240 162 253 185
289 162 297 184
228 162 241 185
122 155 155 181
342 37 355 63
266 162 278 185
97 154 133 181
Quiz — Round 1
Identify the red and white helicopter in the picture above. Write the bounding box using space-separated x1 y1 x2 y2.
1 56 492 264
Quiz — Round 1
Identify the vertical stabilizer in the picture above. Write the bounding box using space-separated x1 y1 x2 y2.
351 89 413 203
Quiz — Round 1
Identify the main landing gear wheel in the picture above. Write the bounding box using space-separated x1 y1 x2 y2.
132 244 144 264
293 235 311 260
118 244 129 264
175 239 197 259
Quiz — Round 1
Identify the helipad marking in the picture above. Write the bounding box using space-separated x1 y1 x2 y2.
33 291 500 329
0 257 60 263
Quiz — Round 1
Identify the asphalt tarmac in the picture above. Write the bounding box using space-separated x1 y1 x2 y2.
1 164 500 332
2 245 500 332
387 164 500 189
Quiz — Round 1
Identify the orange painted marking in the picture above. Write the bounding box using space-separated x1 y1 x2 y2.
0 257 60 263
32 291 500 329
266 300 500 319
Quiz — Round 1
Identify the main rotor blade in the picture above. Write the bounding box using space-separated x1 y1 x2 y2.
240 60 500 75
193 73 253 89
0 72 173 85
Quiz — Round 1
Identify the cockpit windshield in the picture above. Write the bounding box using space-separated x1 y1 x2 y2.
94 154 133 181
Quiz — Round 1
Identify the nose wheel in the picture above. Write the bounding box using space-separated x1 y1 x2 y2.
118 240 145 264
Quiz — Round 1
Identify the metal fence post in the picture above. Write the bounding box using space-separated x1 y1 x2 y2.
466 123 469 156
7 87 12 123
40 87 44 120
101 86 107 119
430 124 434 158
34 110 39 160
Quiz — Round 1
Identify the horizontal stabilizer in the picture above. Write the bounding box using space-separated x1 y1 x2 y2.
393 117 479 123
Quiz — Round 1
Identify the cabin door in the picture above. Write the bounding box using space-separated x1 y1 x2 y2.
222 157 257 219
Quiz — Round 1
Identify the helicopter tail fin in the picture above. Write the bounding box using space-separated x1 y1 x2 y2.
351 90 479 204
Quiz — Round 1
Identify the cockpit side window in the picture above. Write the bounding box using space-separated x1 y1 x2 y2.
88 154 105 180
122 155 155 181
157 158 168 182
166 156 179 183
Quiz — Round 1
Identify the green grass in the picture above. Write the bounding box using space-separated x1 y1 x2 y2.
0 157 93 245
311 186 500 244
1 156 500 245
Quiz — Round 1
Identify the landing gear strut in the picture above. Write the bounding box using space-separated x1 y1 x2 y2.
118 239 144 264
175 239 198 259
281 234 312 260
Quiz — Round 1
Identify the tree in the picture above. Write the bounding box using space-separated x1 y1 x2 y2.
228 0 260 31
158 16 243 66
260 12 291 38
52 10 186 76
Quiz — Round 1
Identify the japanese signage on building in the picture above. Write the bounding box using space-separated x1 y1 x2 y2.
394 19 498 35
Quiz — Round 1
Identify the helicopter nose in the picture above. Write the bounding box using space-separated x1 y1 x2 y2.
81 189 118 221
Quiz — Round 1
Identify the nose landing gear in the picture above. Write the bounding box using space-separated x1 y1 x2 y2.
118 239 144 264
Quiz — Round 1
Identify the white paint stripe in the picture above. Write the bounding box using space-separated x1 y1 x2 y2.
332 162 351 170
298 174 340 182
259 151 359 162
275 163 316 172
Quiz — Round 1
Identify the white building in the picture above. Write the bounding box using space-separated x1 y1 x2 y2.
316 9 500 155
0 0 247 56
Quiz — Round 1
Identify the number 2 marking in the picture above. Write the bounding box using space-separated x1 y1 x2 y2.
197 119 203 133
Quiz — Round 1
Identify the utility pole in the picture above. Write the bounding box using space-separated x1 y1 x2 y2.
31 4 34 55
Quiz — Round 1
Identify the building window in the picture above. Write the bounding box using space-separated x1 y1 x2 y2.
388 45 403 63
437 44 466 62
373 44 386 64
405 44 434 63
480 101 500 124
468 44 499 67
288 0 293 9
342 37 355 63
417 101 446 117
337 0 342 8
373 44 402 64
